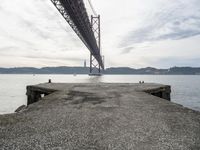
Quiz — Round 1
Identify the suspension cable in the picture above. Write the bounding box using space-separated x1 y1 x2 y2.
87 0 98 16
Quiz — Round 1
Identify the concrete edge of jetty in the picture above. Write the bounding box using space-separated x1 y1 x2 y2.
26 82 171 105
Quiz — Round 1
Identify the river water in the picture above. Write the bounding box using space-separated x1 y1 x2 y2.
0 74 200 114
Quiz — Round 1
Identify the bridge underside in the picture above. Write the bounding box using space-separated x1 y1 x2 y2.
50 0 104 73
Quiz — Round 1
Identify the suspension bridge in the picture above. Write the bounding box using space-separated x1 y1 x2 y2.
50 0 104 75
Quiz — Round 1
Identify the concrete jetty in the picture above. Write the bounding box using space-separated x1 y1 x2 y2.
0 83 200 149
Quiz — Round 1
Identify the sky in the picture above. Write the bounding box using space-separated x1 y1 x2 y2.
0 0 200 68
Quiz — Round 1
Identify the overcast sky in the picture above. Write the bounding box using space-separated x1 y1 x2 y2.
0 0 200 68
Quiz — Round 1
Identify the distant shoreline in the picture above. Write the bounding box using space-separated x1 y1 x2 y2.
0 66 200 75
0 74 199 76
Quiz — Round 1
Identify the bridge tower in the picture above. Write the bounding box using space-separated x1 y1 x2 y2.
90 15 103 75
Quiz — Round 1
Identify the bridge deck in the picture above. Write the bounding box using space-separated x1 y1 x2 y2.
0 83 200 149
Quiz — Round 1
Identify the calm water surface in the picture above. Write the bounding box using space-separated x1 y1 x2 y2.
0 74 200 114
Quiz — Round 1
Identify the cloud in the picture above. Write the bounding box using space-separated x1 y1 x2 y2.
0 0 86 55
0 46 18 52
0 0 200 68
119 0 200 48
150 57 200 68
121 46 135 54
24 55 84 62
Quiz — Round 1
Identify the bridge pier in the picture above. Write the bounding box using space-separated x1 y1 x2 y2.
1 83 200 149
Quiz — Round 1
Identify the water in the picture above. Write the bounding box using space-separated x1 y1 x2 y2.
0 74 200 114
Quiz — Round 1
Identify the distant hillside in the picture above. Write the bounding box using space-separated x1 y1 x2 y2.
0 66 200 75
